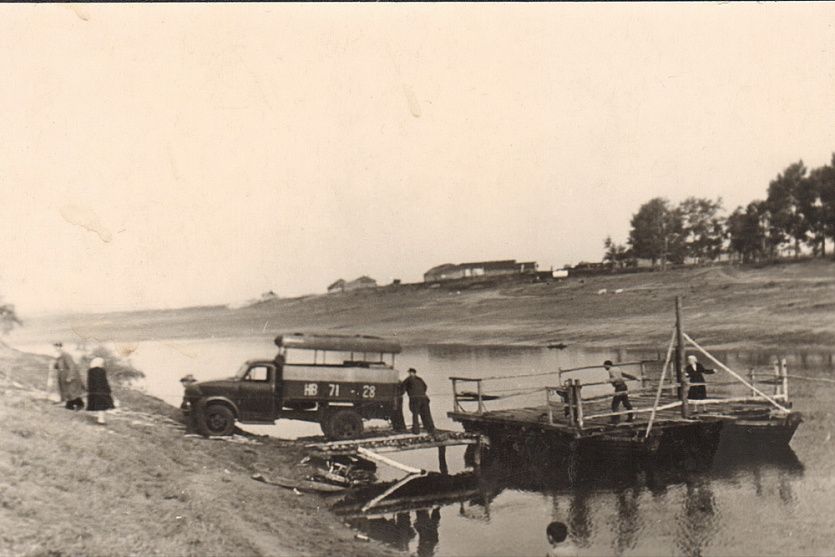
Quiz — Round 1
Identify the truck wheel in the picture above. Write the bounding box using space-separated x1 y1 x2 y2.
319 413 333 438
198 404 236 437
327 409 364 440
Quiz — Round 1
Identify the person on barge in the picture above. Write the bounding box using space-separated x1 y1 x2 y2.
685 354 715 400
604 360 637 423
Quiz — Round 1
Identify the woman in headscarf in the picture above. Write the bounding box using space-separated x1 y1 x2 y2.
86 357 114 423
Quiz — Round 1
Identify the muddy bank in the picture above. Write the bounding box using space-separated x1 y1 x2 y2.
0 344 396 557
13 260 835 353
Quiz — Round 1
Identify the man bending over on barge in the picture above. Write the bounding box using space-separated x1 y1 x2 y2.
604 360 637 424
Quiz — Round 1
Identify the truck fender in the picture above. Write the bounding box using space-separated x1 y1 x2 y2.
195 396 240 419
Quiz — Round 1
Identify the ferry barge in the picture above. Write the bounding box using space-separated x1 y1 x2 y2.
448 298 801 459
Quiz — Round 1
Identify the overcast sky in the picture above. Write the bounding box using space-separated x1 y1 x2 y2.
2 3 835 315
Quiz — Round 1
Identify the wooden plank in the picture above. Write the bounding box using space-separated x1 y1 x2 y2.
361 472 426 512
251 473 347 493
305 430 485 457
357 447 423 474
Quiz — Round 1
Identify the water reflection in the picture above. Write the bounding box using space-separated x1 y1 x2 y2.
414 507 442 557
345 508 441 556
348 512 415 552
567 484 594 549
675 478 717 557
337 442 803 556
610 484 641 554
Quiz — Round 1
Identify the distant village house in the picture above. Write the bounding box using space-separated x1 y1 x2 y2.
423 260 537 283
227 290 278 309
327 276 378 293
327 279 346 293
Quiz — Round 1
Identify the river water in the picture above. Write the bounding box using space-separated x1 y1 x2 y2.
13 336 835 556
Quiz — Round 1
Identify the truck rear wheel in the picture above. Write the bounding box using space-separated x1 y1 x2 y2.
319 410 333 438
327 409 364 440
197 404 236 437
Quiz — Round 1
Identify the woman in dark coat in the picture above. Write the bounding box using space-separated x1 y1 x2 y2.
685 354 715 400
86 357 115 419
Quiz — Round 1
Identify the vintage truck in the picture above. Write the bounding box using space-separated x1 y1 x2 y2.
180 333 403 439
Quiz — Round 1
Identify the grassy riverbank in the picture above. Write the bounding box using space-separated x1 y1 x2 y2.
2 259 833 556
12 259 835 352
0 344 396 557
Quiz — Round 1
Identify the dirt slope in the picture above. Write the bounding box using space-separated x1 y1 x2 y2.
0 345 396 557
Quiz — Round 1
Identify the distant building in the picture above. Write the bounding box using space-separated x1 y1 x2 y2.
423 260 538 283
327 279 347 294
564 261 607 277
423 263 463 282
328 276 378 293
572 261 606 272
345 276 377 291
227 290 279 309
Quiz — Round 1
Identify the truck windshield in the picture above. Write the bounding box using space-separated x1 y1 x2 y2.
235 363 251 379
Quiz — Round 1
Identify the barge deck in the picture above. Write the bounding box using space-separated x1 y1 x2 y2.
448 298 802 458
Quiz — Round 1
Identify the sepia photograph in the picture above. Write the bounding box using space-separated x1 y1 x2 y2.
2 3 835 556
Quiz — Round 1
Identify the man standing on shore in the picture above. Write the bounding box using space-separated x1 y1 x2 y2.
402 368 435 435
50 342 85 410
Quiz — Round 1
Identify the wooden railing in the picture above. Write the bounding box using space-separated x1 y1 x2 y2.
450 377 487 415
451 357 793 436
450 360 656 419
449 298 795 437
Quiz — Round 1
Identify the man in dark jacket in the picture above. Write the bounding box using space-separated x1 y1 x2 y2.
402 368 435 435
685 354 715 400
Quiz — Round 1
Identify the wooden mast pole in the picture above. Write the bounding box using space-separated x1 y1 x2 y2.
675 296 690 418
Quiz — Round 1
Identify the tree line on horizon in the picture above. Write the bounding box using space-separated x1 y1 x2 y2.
604 154 835 270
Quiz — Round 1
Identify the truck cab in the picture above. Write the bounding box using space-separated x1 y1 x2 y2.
181 333 403 439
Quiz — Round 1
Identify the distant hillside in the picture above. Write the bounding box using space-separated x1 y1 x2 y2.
11 259 835 351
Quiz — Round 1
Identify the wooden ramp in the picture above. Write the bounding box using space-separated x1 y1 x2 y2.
305 430 485 457
305 430 487 512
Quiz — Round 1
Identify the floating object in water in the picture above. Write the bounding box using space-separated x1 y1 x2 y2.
458 391 501 401
251 473 346 493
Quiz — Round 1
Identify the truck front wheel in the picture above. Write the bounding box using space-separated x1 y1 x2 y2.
327 409 364 440
198 404 236 437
